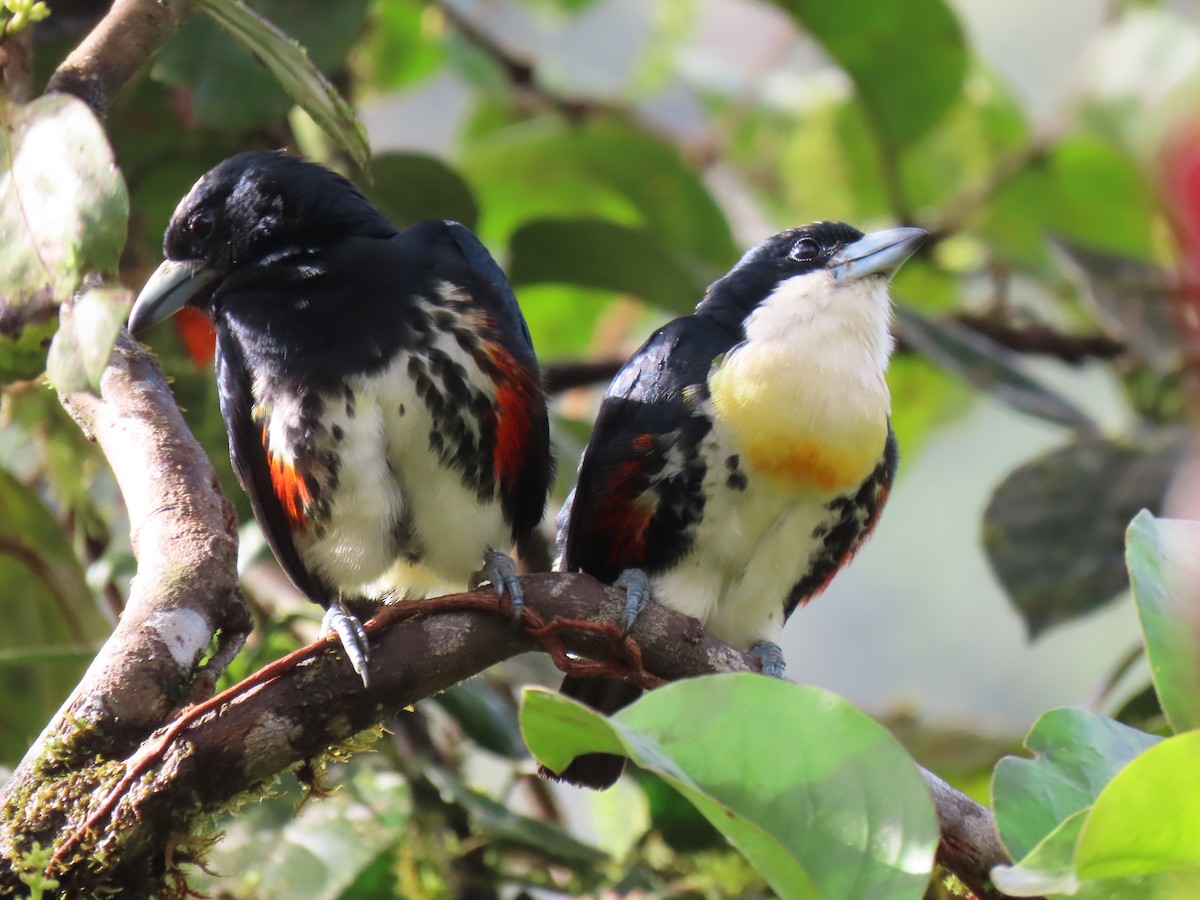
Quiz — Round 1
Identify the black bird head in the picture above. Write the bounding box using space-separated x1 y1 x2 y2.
697 221 927 323
129 152 394 332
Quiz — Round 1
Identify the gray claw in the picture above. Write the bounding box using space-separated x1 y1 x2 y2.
614 568 650 634
478 550 524 623
321 599 370 686
748 641 786 679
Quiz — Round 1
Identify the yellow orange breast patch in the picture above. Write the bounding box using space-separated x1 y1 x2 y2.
708 350 888 494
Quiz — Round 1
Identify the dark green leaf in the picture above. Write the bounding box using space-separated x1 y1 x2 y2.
425 766 607 869
637 771 724 852
0 95 129 322
522 675 938 900
1112 683 1166 733
768 0 967 147
992 708 1160 861
509 218 709 313
1126 512 1200 733
368 153 478 229
431 679 524 759
895 306 1096 431
462 118 737 272
982 429 1190 637
46 285 131 394
156 0 370 166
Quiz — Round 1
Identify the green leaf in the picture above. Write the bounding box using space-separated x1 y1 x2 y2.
1077 730 1200 880
46 285 131 394
768 0 967 148
508 218 709 313
1126 513 1200 733
983 135 1159 267
990 809 1088 897
368 152 478 229
187 0 370 167
982 429 1190 638
0 94 129 320
350 0 444 92
991 708 1161 861
522 675 938 900
431 679 524 759
895 306 1096 432
462 118 737 272
0 316 56 385
425 765 608 869
0 466 108 765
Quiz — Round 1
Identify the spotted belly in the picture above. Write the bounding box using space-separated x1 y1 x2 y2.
256 348 512 600
648 424 889 651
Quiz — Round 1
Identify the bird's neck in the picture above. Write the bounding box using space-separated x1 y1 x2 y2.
707 273 893 494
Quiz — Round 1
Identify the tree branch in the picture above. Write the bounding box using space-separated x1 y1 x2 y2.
544 313 1127 397
0 334 250 887
3 572 1011 897
44 0 195 119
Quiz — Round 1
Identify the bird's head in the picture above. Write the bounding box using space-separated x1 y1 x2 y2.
129 152 394 332
698 221 927 331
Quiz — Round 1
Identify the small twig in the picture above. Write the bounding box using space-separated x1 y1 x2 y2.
431 0 618 124
924 769 1029 900
947 313 1125 365
924 136 1055 246
0 25 34 103
544 358 624 394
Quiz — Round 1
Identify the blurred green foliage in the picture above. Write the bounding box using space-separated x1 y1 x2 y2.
4 0 1200 897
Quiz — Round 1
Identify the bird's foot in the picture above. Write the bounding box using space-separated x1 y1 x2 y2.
321 599 370 687
614 568 650 635
477 550 524 624
748 641 786 679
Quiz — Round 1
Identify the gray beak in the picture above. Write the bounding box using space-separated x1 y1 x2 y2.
828 227 927 282
128 260 219 333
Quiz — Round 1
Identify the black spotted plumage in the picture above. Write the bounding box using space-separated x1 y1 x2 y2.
130 151 553 684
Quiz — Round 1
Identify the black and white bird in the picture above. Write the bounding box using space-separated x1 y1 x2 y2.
547 222 925 788
129 151 553 685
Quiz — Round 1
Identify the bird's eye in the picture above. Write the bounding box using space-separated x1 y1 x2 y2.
789 238 820 261
188 211 215 241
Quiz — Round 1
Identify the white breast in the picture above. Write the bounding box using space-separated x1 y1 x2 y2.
265 306 511 600
651 425 837 650
653 269 894 648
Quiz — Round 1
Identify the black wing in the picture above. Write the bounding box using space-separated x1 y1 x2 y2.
215 324 332 608
406 220 553 548
559 314 739 583
782 424 898 621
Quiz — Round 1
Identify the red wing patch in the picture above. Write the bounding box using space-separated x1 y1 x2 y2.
262 426 312 531
481 339 539 490
589 457 657 567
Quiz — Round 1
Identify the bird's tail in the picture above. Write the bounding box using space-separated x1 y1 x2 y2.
538 675 643 790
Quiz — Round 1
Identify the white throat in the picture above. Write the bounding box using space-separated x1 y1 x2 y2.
707 270 895 494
